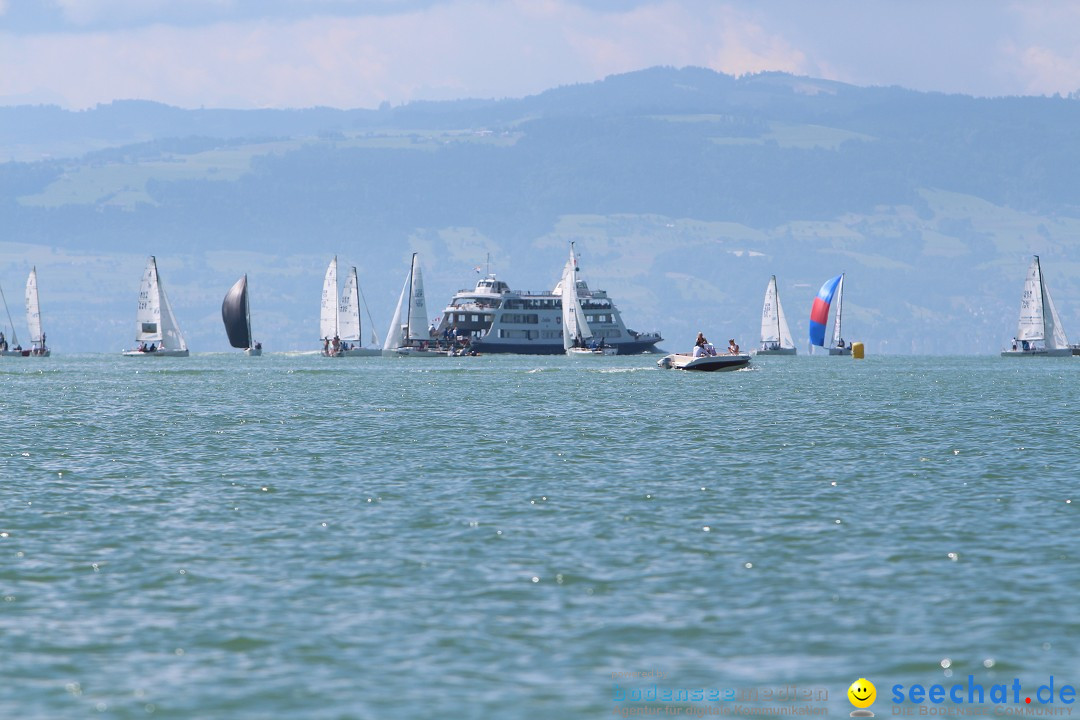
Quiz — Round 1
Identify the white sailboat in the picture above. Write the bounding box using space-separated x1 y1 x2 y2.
383 253 444 357
0 279 25 356
1002 255 1071 357
122 256 189 357
320 257 381 357
24 267 49 357
560 243 616 357
222 274 261 356
827 274 851 356
756 275 796 356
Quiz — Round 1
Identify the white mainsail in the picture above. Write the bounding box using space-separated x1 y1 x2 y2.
135 256 186 351
760 275 794 349
320 257 339 340
830 274 845 347
406 254 428 343
560 243 592 349
135 257 163 343
1017 256 1068 349
384 253 427 350
339 266 362 342
25 267 43 349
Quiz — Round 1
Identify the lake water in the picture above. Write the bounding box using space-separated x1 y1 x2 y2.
2 353 1078 719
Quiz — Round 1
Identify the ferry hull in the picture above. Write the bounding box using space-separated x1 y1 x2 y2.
470 338 661 355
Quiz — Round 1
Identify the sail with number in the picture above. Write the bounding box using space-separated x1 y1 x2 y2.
384 253 431 352
222 275 253 349
126 256 188 356
1016 255 1068 350
338 266 362 342
760 275 794 351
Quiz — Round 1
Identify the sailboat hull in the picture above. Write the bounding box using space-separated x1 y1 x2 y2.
566 347 618 357
382 347 450 357
828 346 852 356
244 347 263 357
755 347 797 356
324 347 381 357
122 349 190 357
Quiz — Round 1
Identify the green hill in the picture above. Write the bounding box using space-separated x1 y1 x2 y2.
2 67 1079 354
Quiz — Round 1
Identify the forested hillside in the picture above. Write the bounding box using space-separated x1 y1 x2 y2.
2 66 1079 353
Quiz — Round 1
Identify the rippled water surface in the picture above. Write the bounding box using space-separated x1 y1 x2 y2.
2 353 1079 718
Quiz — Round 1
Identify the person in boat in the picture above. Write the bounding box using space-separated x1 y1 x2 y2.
1012 338 1018 351
0 331 5 351
837 338 845 349
148 343 156 352
693 335 708 358
728 339 740 355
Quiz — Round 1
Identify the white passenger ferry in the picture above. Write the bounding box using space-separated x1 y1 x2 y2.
434 273 663 355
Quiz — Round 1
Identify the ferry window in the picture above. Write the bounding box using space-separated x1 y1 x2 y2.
471 315 479 322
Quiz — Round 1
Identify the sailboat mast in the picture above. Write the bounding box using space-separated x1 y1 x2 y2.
0 281 16 346
406 253 416 341
332 257 339 339
834 274 844 344
244 274 252 346
1034 255 1046 338
773 276 781 344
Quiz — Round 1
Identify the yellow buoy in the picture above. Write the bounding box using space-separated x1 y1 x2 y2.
852 341 865 359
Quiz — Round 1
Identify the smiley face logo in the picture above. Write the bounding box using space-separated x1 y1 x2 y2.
848 678 876 709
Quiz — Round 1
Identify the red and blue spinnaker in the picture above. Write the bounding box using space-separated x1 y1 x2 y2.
809 274 843 346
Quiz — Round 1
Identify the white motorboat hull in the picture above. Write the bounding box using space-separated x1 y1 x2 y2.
1001 348 1072 357
122 349 190 357
657 353 750 371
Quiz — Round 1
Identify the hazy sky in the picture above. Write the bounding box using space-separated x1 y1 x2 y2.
2 0 1079 109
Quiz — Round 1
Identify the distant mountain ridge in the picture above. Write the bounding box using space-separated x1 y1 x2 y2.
2 66 1080 354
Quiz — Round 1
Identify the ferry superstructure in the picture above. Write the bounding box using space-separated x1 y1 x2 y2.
434 274 662 355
